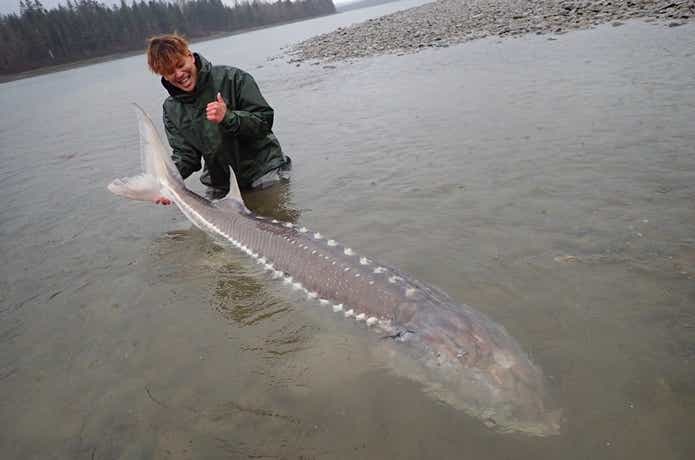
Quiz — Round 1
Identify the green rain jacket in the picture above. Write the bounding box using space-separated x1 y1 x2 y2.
161 53 288 190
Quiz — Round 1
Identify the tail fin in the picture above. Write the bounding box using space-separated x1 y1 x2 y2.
107 104 182 202
132 103 183 185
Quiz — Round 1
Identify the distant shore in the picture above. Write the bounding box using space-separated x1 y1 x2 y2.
0 14 332 84
0 30 242 84
0 49 141 84
288 0 694 62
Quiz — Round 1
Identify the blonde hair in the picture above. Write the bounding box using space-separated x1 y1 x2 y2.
146 34 191 75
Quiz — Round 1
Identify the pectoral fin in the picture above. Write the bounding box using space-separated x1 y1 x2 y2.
107 173 162 202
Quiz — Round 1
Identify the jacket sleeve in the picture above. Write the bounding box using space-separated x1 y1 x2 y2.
219 69 275 139
163 109 201 179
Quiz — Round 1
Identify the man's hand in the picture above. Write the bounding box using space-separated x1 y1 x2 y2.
155 196 172 205
206 92 227 124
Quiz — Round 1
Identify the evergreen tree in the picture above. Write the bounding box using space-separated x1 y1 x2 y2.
0 0 336 75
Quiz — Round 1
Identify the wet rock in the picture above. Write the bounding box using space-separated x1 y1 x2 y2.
554 255 579 263
287 0 695 62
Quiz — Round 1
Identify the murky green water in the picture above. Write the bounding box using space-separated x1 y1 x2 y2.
1 2 694 458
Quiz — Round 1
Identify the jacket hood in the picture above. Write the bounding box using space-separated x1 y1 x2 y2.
161 53 212 103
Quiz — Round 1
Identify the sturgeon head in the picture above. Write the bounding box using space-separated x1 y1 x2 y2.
382 284 563 436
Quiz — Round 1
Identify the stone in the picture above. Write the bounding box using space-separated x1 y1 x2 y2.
286 0 695 63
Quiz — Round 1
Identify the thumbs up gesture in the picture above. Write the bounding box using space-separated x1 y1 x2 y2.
206 92 227 124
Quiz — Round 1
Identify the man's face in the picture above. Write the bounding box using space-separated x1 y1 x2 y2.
162 51 197 93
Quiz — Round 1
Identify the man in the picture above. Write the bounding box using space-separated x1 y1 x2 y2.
146 34 290 204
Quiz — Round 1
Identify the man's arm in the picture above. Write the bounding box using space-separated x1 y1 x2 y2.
210 70 275 138
163 109 202 179
155 109 202 206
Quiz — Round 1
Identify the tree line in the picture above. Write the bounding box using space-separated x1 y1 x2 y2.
0 0 335 75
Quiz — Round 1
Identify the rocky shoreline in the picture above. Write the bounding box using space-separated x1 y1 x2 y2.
287 0 694 62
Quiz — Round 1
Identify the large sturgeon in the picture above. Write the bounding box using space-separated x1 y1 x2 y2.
108 105 562 436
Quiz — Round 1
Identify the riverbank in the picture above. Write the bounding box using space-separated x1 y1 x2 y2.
0 12 336 84
288 0 694 62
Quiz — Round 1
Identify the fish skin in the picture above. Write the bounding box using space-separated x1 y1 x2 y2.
108 104 563 436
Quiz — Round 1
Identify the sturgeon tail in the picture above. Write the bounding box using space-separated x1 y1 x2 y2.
107 104 184 202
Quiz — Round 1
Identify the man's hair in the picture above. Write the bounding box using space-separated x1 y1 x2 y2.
146 34 191 75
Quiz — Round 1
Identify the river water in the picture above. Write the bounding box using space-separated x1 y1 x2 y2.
1 1 694 458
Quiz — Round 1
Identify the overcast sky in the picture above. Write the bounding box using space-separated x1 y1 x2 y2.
0 0 355 16
1 0 107 15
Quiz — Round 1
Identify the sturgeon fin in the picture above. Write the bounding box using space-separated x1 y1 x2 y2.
224 165 243 202
108 104 184 203
132 103 184 186
108 173 163 202
213 166 249 213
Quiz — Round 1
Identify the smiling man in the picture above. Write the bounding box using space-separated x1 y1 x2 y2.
146 34 291 204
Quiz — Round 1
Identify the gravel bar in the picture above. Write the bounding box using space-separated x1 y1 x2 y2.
287 0 694 62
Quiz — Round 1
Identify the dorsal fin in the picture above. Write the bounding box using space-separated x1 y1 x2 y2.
224 165 243 202
212 166 249 213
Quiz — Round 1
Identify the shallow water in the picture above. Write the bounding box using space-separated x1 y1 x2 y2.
1 2 694 458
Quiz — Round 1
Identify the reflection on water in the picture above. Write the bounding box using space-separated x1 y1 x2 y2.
0 10 694 460
213 263 291 327
242 179 301 223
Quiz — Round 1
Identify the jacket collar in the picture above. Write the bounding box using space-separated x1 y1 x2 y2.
161 53 212 103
